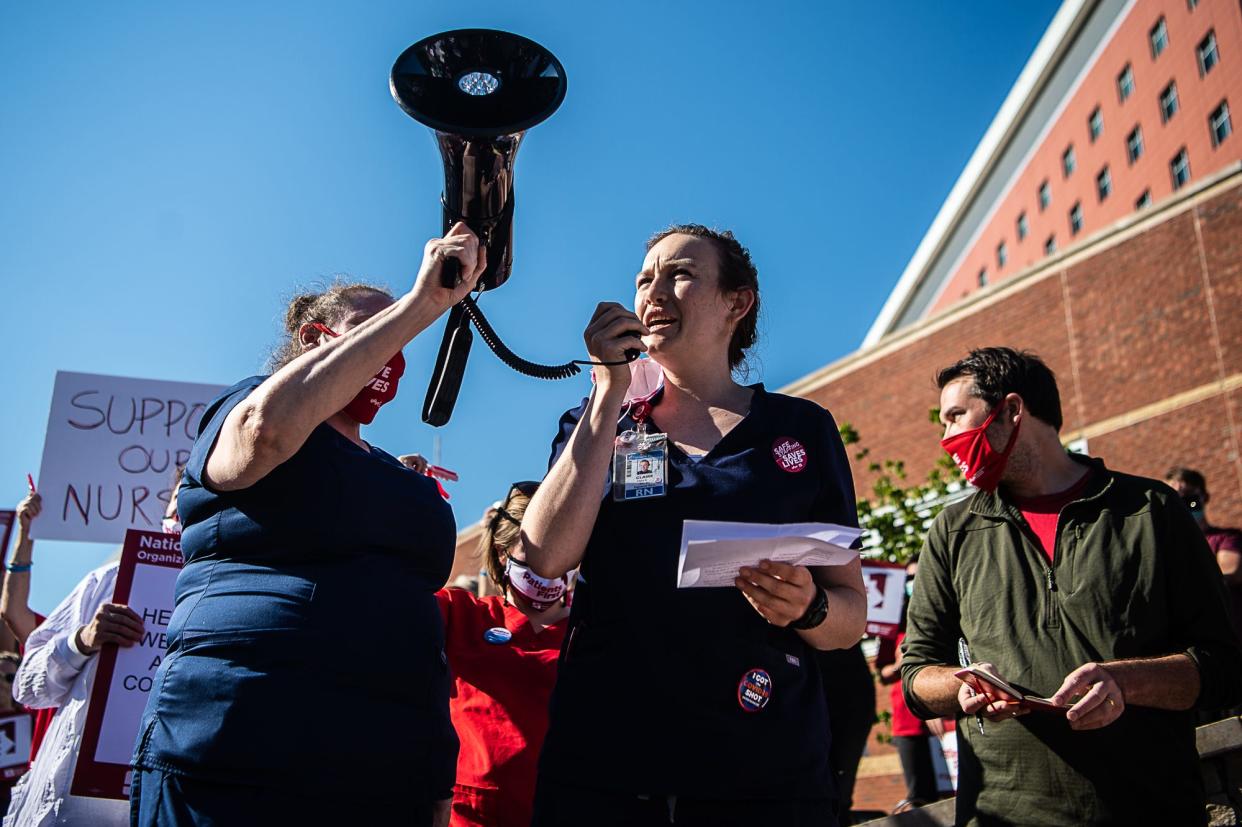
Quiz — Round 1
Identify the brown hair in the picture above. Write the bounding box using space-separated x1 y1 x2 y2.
1166 466 1207 493
645 224 760 371
0 652 19 669
477 484 535 588
268 280 393 371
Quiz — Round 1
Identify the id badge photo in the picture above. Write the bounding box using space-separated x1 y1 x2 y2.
612 427 668 501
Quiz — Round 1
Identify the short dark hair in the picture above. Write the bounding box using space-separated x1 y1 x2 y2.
936 347 1063 431
1166 466 1207 492
646 224 760 371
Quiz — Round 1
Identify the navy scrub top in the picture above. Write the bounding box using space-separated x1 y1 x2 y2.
538 384 859 801
133 376 459 802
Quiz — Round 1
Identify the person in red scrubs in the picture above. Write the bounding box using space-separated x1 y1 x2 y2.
437 481 570 827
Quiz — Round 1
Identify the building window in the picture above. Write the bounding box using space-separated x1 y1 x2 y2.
997 242 1008 269
1117 64 1134 102
1089 107 1104 142
1069 202 1083 236
1126 126 1144 163
1150 17 1168 59
1016 212 1028 240
1170 148 1191 190
1039 180 1051 211
1210 101 1232 147
1188 0 1198 9
1198 31 1218 76
1062 145 1076 177
978 268 988 288
1160 82 1179 122
1136 189 1152 209
1096 167 1112 201
1045 235 1057 255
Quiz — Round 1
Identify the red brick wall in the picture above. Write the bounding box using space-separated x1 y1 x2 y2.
800 175 1242 528
930 0 1242 312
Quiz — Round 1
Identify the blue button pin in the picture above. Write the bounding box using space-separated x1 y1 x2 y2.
484 626 513 645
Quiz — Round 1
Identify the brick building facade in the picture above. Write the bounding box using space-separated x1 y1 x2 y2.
785 163 1242 529
867 0 1242 348
929 0 1242 312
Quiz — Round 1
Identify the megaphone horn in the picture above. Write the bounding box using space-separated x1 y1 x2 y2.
391 29 567 293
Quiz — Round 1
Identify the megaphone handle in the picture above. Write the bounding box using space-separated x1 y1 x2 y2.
441 257 462 289
422 304 473 426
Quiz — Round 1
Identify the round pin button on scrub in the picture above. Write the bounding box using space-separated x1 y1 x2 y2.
483 626 513 645
737 668 773 712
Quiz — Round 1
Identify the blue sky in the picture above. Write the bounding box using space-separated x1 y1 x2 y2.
0 1 1059 613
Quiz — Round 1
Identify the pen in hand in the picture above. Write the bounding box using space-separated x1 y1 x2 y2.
958 637 985 736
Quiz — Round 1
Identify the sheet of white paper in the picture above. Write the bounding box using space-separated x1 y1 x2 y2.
676 520 861 588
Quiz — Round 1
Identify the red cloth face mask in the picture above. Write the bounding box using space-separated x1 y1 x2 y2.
940 404 1021 492
311 323 405 425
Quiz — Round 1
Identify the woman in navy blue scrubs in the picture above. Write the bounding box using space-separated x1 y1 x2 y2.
131 223 487 826
523 225 868 827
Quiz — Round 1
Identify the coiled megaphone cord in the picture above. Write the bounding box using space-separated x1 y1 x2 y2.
459 295 638 380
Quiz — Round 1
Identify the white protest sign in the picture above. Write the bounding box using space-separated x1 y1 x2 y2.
862 561 908 638
73 529 182 800
33 371 225 543
935 729 959 791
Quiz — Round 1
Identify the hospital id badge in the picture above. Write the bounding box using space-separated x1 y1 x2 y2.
612 428 667 501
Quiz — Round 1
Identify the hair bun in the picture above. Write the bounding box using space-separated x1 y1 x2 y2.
268 281 394 372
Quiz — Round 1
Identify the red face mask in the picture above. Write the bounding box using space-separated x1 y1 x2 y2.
940 404 1021 492
312 323 405 425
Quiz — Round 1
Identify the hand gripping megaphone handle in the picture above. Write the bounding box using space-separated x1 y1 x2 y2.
441 257 462 290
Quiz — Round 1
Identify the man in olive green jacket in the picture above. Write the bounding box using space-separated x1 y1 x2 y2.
902 347 1242 826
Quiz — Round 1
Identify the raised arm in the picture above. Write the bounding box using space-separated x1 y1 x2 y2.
13 566 118 709
520 303 647 578
1 492 42 647
206 224 486 491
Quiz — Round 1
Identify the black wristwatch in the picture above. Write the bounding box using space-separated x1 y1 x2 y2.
790 586 829 630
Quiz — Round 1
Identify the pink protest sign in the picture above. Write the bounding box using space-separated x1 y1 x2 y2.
862 560 908 639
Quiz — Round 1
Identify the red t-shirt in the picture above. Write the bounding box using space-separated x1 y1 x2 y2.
1207 526 1242 557
1206 526 1242 638
19 613 54 764
436 588 567 827
1013 471 1094 563
875 633 928 738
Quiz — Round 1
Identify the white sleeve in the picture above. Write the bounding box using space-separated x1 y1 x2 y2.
13 566 114 709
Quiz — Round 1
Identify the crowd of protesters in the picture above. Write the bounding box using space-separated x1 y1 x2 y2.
1 221 1241 827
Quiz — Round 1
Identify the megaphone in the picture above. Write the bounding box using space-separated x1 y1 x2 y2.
392 29 567 294
391 29 571 426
